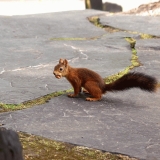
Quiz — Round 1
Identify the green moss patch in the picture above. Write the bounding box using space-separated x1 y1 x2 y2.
88 16 120 33
88 16 104 28
140 34 158 39
104 37 140 84
88 16 160 40
19 132 138 160
0 89 73 113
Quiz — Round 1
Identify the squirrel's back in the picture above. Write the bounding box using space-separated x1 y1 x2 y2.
76 68 104 82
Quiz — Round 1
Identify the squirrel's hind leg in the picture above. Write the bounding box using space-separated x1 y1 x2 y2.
86 97 101 101
84 82 102 101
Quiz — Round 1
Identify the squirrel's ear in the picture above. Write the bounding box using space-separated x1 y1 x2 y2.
59 58 68 66
59 58 64 64
64 59 68 67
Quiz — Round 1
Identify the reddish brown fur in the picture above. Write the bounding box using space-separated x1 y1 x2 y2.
53 59 158 101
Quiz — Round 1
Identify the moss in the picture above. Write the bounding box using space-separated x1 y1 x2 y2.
104 37 140 84
88 16 160 40
0 103 24 112
125 37 136 48
50 36 102 41
104 26 121 33
19 132 138 160
50 17 159 42
0 89 73 113
131 49 141 67
140 34 158 39
88 16 104 28
88 16 116 32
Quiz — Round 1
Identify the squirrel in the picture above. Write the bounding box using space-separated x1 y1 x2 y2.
53 58 158 101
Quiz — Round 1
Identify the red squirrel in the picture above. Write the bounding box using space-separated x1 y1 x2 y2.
53 59 158 101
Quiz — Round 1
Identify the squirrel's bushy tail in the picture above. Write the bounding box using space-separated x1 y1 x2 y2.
104 72 157 92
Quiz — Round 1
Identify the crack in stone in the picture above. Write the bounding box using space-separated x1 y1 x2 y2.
0 68 5 75
83 109 89 114
0 63 55 75
88 15 160 39
44 84 49 90
10 82 14 87
64 43 88 60
146 143 160 149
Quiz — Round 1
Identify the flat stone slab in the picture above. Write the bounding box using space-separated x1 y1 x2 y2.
0 10 133 104
1 89 160 160
100 14 160 36
133 38 160 79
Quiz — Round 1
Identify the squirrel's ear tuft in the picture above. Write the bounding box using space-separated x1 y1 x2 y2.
64 59 68 67
59 58 68 66
59 58 64 64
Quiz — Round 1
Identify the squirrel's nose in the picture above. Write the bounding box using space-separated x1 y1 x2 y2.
53 72 56 75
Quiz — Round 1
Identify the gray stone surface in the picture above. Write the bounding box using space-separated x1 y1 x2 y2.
0 10 160 160
0 10 133 104
1 91 160 160
100 14 160 36
133 38 160 79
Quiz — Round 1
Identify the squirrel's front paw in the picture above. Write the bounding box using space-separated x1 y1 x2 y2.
68 94 76 98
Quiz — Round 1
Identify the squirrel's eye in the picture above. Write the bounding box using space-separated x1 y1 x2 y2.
59 67 63 71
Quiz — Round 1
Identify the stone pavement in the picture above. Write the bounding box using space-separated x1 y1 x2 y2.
0 10 160 160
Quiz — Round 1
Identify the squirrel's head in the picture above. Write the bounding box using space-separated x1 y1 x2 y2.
53 59 68 79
